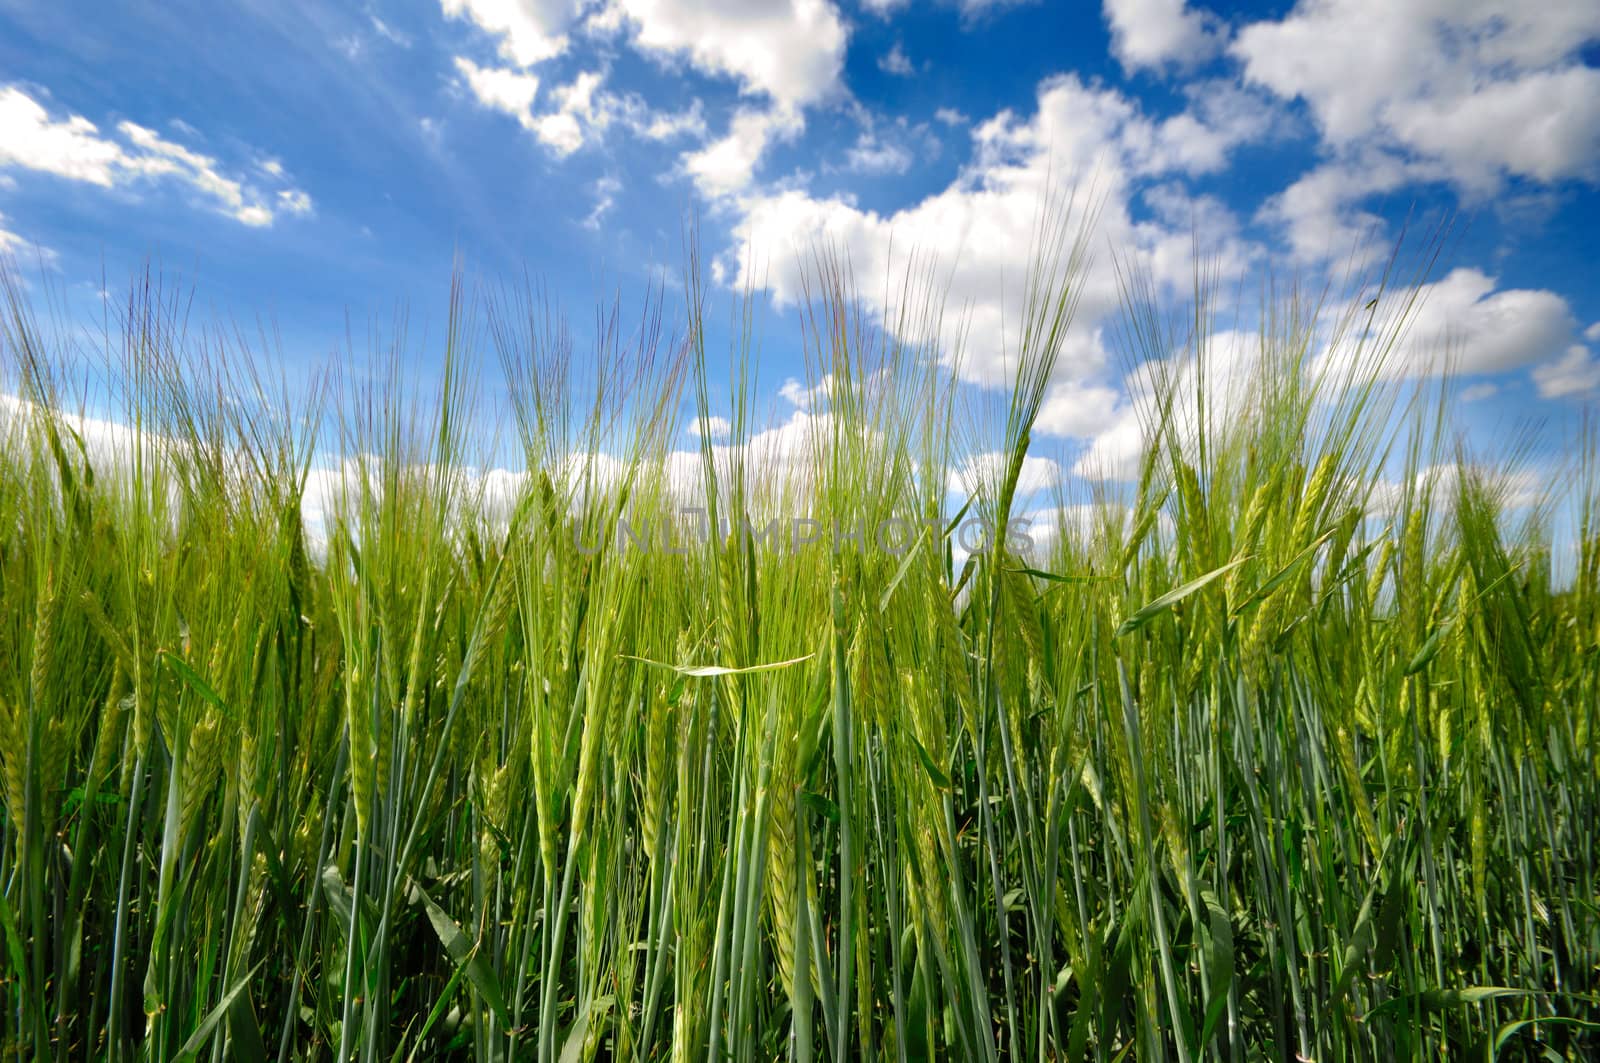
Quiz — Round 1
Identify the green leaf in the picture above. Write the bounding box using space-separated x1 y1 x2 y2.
797 677 832 779
1006 564 1110 584
878 527 930 613
172 961 264 1061
1116 556 1252 637
160 650 240 723
407 963 467 1062
408 879 511 1026
1229 525 1338 618
1366 985 1535 1022
1196 886 1233 1046
559 994 612 1063
1405 619 1453 675
1493 1016 1600 1058
799 791 840 824
621 652 813 677
0 886 30 1003
228 987 270 1063
906 731 952 790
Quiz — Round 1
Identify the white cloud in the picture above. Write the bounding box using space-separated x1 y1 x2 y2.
842 128 914 176
684 106 803 198
459 2 851 194
1070 327 1265 480
1458 382 1499 403
440 0 581 67
1234 0 1600 192
551 69 604 119
1382 67 1600 190
934 107 967 126
0 86 123 185
778 375 829 409
1073 414 1146 480
454 56 540 119
659 407 839 508
1036 379 1123 437
0 214 22 254
1068 268 1586 482
582 174 621 229
688 414 731 439
1586 322 1600 343
1021 502 1159 556
617 94 706 140
1373 268 1577 378
1370 462 1544 517
532 112 584 154
1256 149 1418 263
1533 345 1600 400
725 74 1263 388
607 0 848 111
531 70 611 154
948 450 1060 497
0 212 56 266
1104 0 1223 74
0 86 311 227
276 189 314 216
879 42 914 77
452 61 611 155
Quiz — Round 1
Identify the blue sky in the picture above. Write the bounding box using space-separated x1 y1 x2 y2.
2 0 1598 489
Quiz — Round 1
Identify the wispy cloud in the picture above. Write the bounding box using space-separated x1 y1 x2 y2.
0 85 312 227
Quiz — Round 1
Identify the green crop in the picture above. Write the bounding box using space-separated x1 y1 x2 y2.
1 212 1597 1061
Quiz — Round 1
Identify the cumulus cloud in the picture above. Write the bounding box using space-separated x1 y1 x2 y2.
1070 327 1265 480
599 0 849 195
1369 462 1545 518
454 56 540 118
607 0 847 111
687 414 731 439
451 60 611 155
0 85 311 227
1372 268 1577 379
1104 0 1224 74
1068 264 1586 481
948 450 1061 497
1533 345 1600 400
440 0 583 67
842 128 914 176
683 106 803 198
660 407 837 508
1256 150 1415 263
536 70 611 154
724 74 1264 391
1234 0 1600 193
1035 379 1123 437
617 94 706 141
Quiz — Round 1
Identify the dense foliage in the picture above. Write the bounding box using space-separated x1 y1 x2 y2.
2 229 1597 1060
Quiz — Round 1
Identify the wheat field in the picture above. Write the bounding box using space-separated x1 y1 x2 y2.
1 224 1597 1060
